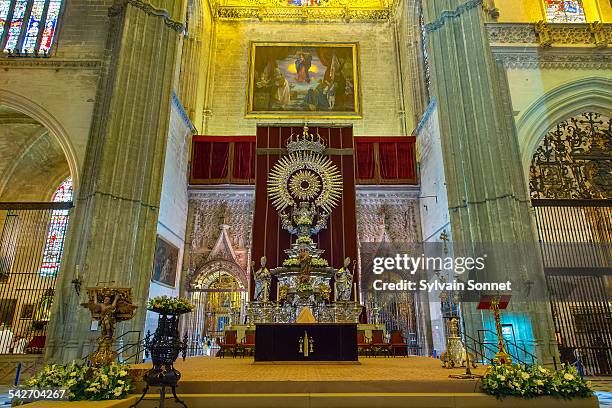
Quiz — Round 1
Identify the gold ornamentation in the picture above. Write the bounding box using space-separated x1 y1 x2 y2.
268 150 342 213
81 287 138 367
535 21 553 47
213 0 391 21
491 298 512 366
298 330 314 357
289 170 322 200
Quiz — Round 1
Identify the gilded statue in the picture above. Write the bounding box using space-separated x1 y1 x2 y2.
90 294 119 340
334 257 353 301
254 256 271 301
298 250 312 284
82 287 138 367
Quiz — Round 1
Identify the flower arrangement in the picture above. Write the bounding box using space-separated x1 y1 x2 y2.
26 361 132 401
296 236 313 244
311 258 328 267
283 258 300 267
147 296 194 315
297 282 313 293
481 363 593 399
282 257 329 268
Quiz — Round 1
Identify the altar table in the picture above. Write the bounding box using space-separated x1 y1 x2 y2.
254 323 358 362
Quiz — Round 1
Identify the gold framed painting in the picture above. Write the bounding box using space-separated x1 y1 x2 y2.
246 42 361 118
151 235 179 288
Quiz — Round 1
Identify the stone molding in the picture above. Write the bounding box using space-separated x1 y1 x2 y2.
492 47 612 69
487 22 611 47
215 6 390 21
109 0 185 33
0 58 102 69
487 23 612 69
424 0 483 33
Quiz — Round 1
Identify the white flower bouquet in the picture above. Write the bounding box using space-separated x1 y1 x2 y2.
147 296 194 315
26 361 132 401
481 363 592 399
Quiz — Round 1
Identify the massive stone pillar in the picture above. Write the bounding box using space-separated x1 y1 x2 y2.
422 0 558 362
45 0 186 362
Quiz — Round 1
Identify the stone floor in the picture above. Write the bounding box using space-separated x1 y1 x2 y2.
134 355 488 383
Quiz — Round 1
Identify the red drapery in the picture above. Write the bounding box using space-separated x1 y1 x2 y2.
354 136 417 184
233 141 256 179
191 136 417 185
191 136 255 184
251 126 358 300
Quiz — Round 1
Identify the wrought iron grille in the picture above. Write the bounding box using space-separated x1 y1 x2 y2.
529 112 611 200
0 202 72 356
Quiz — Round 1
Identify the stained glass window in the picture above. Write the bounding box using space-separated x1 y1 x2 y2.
544 0 586 23
0 0 65 54
0 1 11 41
39 177 72 277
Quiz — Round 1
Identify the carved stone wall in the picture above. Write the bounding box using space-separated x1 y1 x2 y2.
356 187 421 244
183 188 254 288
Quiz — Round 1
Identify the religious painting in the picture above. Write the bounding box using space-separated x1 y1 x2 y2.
247 42 361 118
151 236 179 288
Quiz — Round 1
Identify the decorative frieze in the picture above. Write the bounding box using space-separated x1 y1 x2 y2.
186 188 254 275
487 22 612 69
356 187 421 243
0 58 102 70
215 5 390 21
487 22 612 47
492 48 612 69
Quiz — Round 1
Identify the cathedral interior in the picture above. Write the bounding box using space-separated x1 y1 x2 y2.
0 0 610 406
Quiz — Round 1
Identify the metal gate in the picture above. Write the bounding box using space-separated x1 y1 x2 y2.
0 202 72 356
533 200 612 375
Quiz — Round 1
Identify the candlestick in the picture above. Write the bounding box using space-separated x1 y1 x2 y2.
353 283 358 303
276 284 280 302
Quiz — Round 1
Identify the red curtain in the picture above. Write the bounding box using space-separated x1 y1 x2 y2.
355 142 375 179
192 142 212 180
379 142 398 179
251 126 358 299
353 137 417 183
191 137 255 183
397 142 415 179
233 141 255 180
211 142 229 179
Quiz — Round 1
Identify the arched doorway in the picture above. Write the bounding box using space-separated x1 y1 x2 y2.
185 260 247 355
529 111 611 375
0 105 73 365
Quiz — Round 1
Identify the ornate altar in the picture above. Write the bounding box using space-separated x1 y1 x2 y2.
81 287 138 367
247 127 361 324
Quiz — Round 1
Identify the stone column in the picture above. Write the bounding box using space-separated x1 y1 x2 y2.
422 0 558 362
45 0 186 362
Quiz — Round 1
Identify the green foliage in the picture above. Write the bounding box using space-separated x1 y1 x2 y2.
481 363 593 399
282 258 300 267
311 258 329 267
26 362 132 401
147 295 194 315
296 236 313 244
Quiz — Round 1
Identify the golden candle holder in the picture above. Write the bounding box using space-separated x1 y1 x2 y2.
81 286 138 367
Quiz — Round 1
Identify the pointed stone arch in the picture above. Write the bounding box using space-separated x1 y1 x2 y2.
0 89 80 192
187 225 248 290
516 77 612 177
